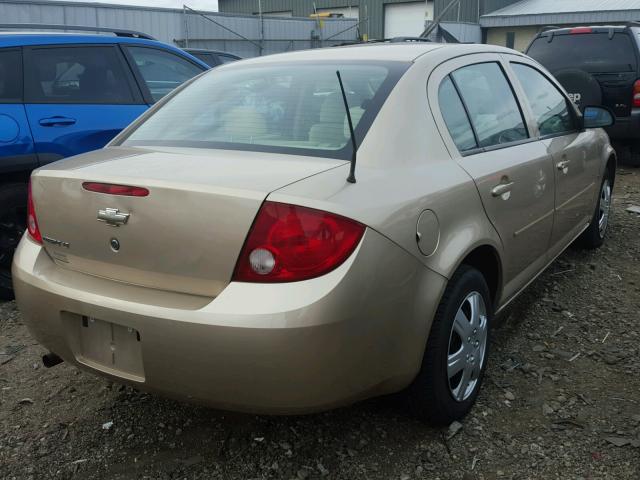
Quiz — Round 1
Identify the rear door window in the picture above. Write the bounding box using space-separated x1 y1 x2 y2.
438 76 477 152
511 63 576 137
125 46 204 102
527 33 638 73
0 48 22 102
25 46 136 104
450 62 528 149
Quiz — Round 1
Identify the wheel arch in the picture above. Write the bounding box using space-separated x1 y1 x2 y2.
454 244 503 310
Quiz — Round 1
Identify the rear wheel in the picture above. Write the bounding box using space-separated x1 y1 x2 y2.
407 266 492 425
577 171 613 249
0 183 27 300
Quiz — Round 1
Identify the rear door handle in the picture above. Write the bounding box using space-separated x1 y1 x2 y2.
491 181 515 197
556 159 570 172
39 116 77 127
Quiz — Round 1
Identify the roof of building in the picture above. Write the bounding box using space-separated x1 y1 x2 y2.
480 0 640 27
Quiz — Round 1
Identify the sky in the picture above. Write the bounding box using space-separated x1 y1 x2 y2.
65 0 219 11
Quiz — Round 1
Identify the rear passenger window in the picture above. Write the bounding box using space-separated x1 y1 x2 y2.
0 49 22 102
451 62 528 149
126 47 203 102
26 46 135 104
438 76 477 152
511 63 575 137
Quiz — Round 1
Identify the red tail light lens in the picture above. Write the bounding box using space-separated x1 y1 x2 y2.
82 182 149 197
233 201 365 283
27 180 42 244
570 27 592 34
633 80 640 108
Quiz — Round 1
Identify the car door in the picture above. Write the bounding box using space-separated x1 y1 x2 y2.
23 44 147 165
508 59 601 254
0 47 36 173
122 45 206 104
431 54 555 301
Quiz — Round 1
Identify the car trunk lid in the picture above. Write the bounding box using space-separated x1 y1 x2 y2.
32 146 344 297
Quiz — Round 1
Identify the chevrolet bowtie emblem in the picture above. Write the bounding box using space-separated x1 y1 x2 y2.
97 208 130 227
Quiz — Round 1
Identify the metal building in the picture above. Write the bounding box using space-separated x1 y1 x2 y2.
218 0 528 42
481 0 640 51
0 0 359 57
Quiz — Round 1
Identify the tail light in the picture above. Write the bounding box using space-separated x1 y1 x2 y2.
233 201 365 283
570 27 592 34
27 180 42 244
633 80 640 108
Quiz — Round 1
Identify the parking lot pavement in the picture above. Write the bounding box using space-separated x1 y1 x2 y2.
1 168 639 480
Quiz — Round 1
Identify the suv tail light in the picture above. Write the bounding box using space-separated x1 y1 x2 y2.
633 80 640 108
27 180 42 244
233 201 365 283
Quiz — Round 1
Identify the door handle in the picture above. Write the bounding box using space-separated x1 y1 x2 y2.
39 116 76 127
556 159 571 172
491 181 515 198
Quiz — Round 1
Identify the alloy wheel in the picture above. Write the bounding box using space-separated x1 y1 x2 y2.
598 178 611 239
447 291 488 402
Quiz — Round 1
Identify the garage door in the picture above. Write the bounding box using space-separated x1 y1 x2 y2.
384 2 433 38
317 6 359 19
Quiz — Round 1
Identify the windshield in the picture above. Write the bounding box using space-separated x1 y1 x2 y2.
527 33 638 73
121 61 408 160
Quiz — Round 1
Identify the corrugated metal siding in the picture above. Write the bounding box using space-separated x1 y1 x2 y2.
480 0 640 27
0 0 359 57
434 0 480 23
481 10 640 27
219 0 430 39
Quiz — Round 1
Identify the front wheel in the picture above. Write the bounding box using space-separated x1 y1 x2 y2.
407 265 492 425
577 171 613 249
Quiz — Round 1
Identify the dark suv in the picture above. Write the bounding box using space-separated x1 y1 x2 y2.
526 24 640 165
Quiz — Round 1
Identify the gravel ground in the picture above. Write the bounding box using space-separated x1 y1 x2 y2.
1 168 639 480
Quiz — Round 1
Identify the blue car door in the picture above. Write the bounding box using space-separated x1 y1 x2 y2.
0 48 37 173
23 44 147 165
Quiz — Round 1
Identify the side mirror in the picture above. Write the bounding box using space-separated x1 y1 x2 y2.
582 106 615 129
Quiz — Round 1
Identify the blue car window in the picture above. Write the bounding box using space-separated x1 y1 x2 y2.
26 46 135 104
0 49 22 102
126 46 203 102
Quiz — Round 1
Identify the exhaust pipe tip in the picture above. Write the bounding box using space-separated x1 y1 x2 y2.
42 352 63 368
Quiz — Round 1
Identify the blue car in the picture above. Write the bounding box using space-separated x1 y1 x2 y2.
0 27 209 298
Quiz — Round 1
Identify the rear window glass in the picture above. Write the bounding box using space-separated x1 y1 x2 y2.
0 49 22 102
527 33 638 73
121 62 407 160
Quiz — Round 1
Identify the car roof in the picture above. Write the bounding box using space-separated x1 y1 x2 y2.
0 32 210 68
537 25 635 36
235 42 517 65
0 32 173 48
186 48 239 56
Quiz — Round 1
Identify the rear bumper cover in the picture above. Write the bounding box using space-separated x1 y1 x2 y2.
606 109 640 141
12 231 446 414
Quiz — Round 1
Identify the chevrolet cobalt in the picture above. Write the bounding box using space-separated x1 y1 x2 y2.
13 43 615 424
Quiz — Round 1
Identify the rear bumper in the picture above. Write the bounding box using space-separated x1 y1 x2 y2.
606 109 640 141
12 231 446 414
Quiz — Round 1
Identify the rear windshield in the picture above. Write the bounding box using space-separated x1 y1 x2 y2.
121 61 408 160
527 32 638 73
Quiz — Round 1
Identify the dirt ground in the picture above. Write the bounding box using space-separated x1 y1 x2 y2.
1 168 639 480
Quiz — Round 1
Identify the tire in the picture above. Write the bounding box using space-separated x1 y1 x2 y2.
407 265 492 425
0 183 28 300
577 170 614 249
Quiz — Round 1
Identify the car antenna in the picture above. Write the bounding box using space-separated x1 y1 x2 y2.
336 70 358 184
